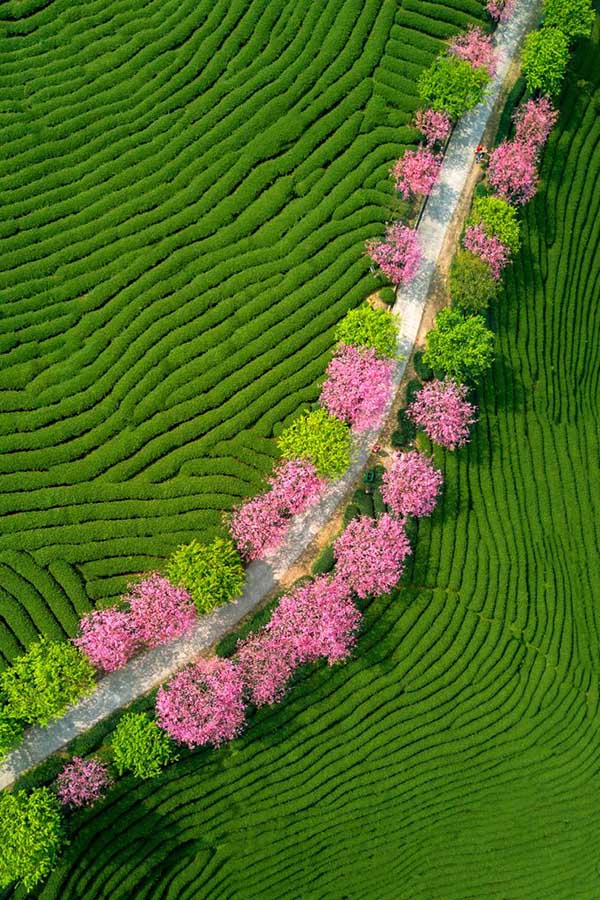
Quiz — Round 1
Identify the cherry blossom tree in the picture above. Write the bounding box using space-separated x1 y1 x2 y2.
235 629 296 707
73 608 139 673
407 379 477 450
56 757 111 808
391 146 442 200
487 0 515 22
382 451 444 518
414 108 452 146
320 344 395 432
156 657 245 749
268 458 327 515
268 575 362 665
487 139 538 205
449 26 496 75
513 96 557 152
126 575 197 648
463 224 510 279
333 514 412 598
366 223 422 286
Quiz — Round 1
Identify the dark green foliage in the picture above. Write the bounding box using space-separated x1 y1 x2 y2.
378 287 396 306
522 28 570 95
0 788 64 891
449 249 499 313
423 308 495 382
543 0 594 41
413 349 434 381
393 407 417 447
165 537 245 614
405 378 423 407
343 504 362 525
111 713 176 780
418 55 490 119
311 544 336 575
0 638 96 727
352 489 375 518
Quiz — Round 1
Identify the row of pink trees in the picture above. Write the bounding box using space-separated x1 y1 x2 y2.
73 575 197 673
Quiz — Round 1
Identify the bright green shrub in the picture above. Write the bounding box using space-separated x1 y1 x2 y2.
418 55 490 120
449 249 499 313
469 196 520 254
166 537 245 614
1 638 96 727
0 788 64 891
423 308 495 382
277 408 352 479
111 713 175 780
521 28 570 96
542 0 594 42
334 303 398 358
0 706 24 762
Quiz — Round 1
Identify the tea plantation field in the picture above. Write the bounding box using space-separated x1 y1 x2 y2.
0 0 486 668
9 15 600 900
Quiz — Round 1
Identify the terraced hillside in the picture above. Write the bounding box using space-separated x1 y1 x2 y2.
11 18 600 900
0 0 486 666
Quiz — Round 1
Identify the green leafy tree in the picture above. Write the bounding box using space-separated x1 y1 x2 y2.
469 196 520 254
449 250 499 313
522 28 570 96
418 55 491 120
277 407 352 479
334 303 398 358
111 713 176 780
423 308 495 382
0 706 24 762
1 638 96 727
166 537 245 614
0 788 64 891
543 0 594 42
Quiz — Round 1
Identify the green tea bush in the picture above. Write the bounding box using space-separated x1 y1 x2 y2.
1 638 95 727
418 55 490 120
469 196 521 254
166 537 245 614
521 28 570 96
449 249 499 313
0 788 64 891
542 0 595 42
423 308 495 383
277 408 352 479
413 349 434 381
111 712 176 780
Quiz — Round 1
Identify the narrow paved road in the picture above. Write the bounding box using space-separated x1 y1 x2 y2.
0 0 541 792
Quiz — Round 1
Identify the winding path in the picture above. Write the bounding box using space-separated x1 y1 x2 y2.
0 0 541 792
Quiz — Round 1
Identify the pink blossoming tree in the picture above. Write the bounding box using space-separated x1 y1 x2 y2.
333 514 412 598
268 458 327 515
268 575 362 665
486 0 514 23
449 26 496 75
235 629 296 707
367 223 422 286
407 379 477 450
230 459 326 561
127 575 197 648
463 224 510 279
382 451 444 518
320 344 395 432
513 96 557 152
487 139 538 205
156 657 245 749
391 146 442 200
415 108 452 146
56 757 111 808
73 608 140 673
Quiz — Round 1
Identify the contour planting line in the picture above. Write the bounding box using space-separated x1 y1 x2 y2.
0 0 542 793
